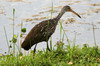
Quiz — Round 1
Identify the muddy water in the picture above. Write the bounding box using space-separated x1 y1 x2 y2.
0 0 100 54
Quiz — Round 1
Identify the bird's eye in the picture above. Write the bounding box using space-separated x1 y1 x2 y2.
65 6 71 11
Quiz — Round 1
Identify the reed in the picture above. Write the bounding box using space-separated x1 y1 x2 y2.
12 8 15 55
49 0 54 50
73 31 77 47
92 22 97 46
4 26 10 54
59 21 70 46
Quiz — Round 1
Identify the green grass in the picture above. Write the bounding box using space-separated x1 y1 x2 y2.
0 43 100 66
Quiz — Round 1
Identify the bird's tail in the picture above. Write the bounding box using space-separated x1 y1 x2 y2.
21 41 32 50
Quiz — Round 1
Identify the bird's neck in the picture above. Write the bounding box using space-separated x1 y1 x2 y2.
55 8 66 21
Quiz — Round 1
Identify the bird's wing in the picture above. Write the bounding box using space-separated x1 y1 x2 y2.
24 19 53 42
21 19 56 50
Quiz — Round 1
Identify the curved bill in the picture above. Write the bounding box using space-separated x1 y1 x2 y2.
70 10 81 18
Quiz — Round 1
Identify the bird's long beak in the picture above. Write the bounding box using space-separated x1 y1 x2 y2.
70 9 81 18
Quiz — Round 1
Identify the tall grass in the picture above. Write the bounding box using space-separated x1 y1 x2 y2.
4 26 10 54
19 21 23 54
3 8 21 55
9 8 22 55
92 22 97 46
12 8 15 55
59 21 70 46
49 0 54 50
73 31 76 47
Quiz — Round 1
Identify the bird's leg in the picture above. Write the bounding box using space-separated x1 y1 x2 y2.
33 44 37 53
33 44 37 58
46 41 50 51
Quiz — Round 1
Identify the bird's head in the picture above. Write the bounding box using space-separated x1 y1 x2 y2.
63 5 81 18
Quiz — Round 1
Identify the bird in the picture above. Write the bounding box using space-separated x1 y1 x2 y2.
21 5 81 53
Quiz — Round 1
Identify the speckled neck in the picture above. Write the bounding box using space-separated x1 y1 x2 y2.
55 7 66 21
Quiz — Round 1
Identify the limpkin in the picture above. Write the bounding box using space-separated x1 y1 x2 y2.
21 5 81 52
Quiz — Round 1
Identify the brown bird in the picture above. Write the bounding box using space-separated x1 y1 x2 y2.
21 5 81 52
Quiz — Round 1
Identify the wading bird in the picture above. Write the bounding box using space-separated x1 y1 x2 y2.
21 5 81 52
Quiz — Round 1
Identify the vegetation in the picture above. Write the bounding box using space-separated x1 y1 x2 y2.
0 43 100 66
1 0 100 66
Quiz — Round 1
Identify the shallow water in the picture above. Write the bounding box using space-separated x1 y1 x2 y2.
0 0 100 54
